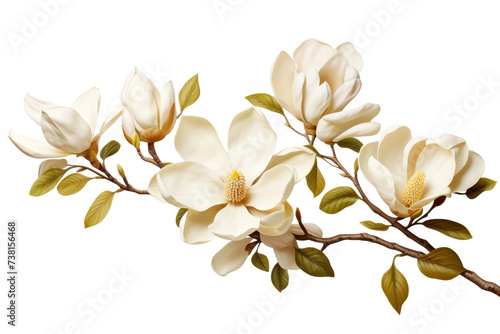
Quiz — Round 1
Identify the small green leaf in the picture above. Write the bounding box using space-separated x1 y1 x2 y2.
306 159 325 198
251 252 270 272
381 256 409 314
176 208 188 227
84 191 116 228
57 174 94 196
466 177 496 199
179 74 200 112
295 247 334 277
421 219 472 240
320 186 361 214
336 138 363 153
360 220 391 231
417 247 466 280
245 93 284 116
100 140 121 161
30 168 68 196
271 263 289 292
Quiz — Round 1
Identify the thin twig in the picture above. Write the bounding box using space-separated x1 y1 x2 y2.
148 143 165 168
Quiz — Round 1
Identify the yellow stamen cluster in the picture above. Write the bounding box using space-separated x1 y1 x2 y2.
224 170 246 203
401 170 426 207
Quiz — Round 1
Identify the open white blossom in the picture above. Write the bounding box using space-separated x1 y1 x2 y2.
9 88 121 159
148 107 315 242
271 38 380 143
359 125 485 217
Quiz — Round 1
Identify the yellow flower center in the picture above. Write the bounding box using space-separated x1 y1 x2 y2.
401 170 426 207
224 170 246 203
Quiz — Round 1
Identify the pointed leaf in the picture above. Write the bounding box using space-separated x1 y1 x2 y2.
271 263 289 292
179 74 200 112
295 247 334 277
320 186 361 214
100 140 121 161
306 159 325 198
84 191 116 228
360 220 391 231
176 208 188 227
251 252 270 272
30 168 68 196
381 256 409 314
336 138 363 153
57 174 93 196
245 93 284 116
417 247 466 280
421 219 472 240
466 177 496 199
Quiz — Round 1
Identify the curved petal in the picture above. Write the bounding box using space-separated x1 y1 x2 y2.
147 172 186 207
271 51 296 114
95 107 123 140
291 72 306 122
245 165 295 211
289 223 323 237
209 203 259 240
319 53 349 93
358 141 379 184
265 147 316 182
228 108 277 184
430 134 468 174
449 151 485 192
24 93 55 126
303 80 332 126
154 161 226 211
121 107 135 138
275 244 299 270
180 205 225 245
367 157 399 210
329 78 361 113
72 87 100 133
40 107 93 153
8 130 70 158
38 158 68 177
175 116 230 174
410 188 451 211
330 122 380 142
160 81 175 125
251 201 293 236
212 238 253 276
402 137 427 179
335 42 363 72
261 231 295 249
293 39 334 71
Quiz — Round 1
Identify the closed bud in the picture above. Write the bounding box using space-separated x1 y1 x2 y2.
354 158 359 172
132 132 140 149
433 196 446 207
410 208 423 220
295 207 302 222
117 164 125 178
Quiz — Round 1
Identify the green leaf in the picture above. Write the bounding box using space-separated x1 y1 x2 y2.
336 138 363 153
179 74 200 112
360 220 391 231
421 219 472 240
466 177 496 199
306 159 325 198
271 263 289 292
251 252 270 272
176 208 188 227
57 174 93 196
100 140 121 161
84 191 116 228
294 247 334 277
417 247 466 280
320 186 361 214
30 168 68 196
245 93 284 116
381 256 409 314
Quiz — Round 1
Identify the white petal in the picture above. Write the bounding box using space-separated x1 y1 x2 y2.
212 238 253 276
303 81 332 126
293 39 334 71
402 137 427 179
251 201 293 236
159 81 177 136
330 122 380 142
228 108 277 184
8 130 69 158
24 93 55 126
180 206 224 245
38 158 68 176
329 78 361 113
40 107 93 153
358 141 379 184
275 245 299 270
261 231 295 249
367 157 398 210
154 161 226 211
147 172 186 207
319 53 349 93
209 203 260 240
289 223 323 237
71 87 100 132
271 51 296 114
175 116 230 174
265 147 316 182
449 151 485 192
121 107 135 138
95 107 123 140
291 72 306 122
245 165 295 211
335 42 364 72
430 134 469 174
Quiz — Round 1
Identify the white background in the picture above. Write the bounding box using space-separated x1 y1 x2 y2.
1 0 500 333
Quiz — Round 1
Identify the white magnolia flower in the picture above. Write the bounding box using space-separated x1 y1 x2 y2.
148 107 316 242
9 88 121 159
271 38 380 143
121 68 176 143
212 223 322 276
359 125 485 217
